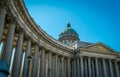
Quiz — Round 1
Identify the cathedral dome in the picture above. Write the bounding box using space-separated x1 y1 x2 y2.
59 22 79 45
61 25 78 35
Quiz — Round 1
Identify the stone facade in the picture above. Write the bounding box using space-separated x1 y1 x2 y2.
0 0 120 77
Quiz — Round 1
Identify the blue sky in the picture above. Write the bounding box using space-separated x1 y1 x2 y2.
24 0 120 52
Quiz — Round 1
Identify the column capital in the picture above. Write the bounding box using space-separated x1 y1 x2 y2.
67 57 71 60
95 58 98 60
55 54 58 57
114 60 118 63
9 17 18 24
17 29 25 34
113 59 118 62
102 58 106 61
88 56 91 58
24 35 32 41
80 56 83 58
67 58 70 62
88 56 91 59
95 57 100 60
109 59 112 61
41 48 45 52
0 1 9 9
61 56 64 59
47 50 51 54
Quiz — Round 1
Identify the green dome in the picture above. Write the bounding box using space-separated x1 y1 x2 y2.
62 27 78 34
58 22 80 45
59 22 79 40
61 22 78 35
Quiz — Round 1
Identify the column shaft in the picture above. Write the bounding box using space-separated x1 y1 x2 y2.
88 57 92 77
109 60 114 77
22 39 31 77
77 58 80 77
95 58 99 77
99 60 102 77
52 58 55 77
12 31 24 77
102 59 107 77
74 59 77 77
40 48 46 77
80 56 84 77
67 58 71 77
61 57 64 77
84 58 87 77
32 44 39 77
48 52 52 77
51 58 54 77
55 55 58 77
92 59 95 77
0 5 7 42
2 22 15 66
72 61 74 77
115 61 120 77
58 58 60 77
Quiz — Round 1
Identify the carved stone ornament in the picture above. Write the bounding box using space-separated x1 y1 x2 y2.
0 0 9 9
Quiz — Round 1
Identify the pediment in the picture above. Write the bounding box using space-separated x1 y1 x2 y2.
80 42 116 54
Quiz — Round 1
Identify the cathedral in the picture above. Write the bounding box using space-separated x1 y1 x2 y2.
0 0 120 77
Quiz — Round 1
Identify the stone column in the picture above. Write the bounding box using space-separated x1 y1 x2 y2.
88 57 92 77
51 57 54 77
109 59 114 77
48 51 52 77
72 60 74 77
12 30 24 77
84 58 87 77
67 58 71 77
22 38 31 77
40 48 46 77
77 58 80 77
80 56 84 77
52 58 55 77
55 54 58 77
95 58 99 77
32 43 39 77
102 59 107 77
2 20 16 67
92 59 95 77
74 59 77 77
0 2 7 43
64 59 67 77
99 60 102 77
61 57 64 77
59 59 61 77
115 60 120 77
58 58 60 77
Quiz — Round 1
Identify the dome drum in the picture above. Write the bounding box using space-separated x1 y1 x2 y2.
58 22 80 45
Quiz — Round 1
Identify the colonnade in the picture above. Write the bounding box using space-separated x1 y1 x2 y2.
74 56 120 77
0 1 120 77
0 12 72 77
0 2 72 77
